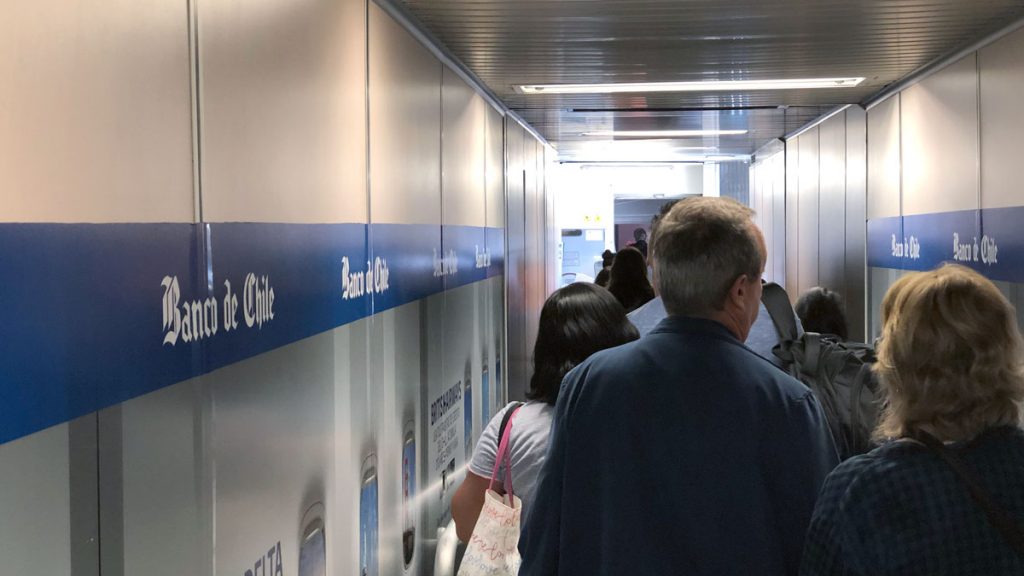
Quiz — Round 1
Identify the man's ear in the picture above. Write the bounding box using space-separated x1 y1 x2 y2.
726 274 750 310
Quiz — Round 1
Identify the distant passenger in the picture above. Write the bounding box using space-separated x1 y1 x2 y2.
801 264 1024 575
795 287 849 340
520 197 838 576
602 249 616 269
631 227 649 258
606 246 654 313
594 267 610 288
628 201 802 367
452 283 639 542
594 249 616 277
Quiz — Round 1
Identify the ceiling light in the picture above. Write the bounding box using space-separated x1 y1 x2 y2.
519 77 865 94
581 130 747 138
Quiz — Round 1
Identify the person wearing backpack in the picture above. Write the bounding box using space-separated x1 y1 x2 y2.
801 264 1024 575
794 287 849 341
762 284 881 461
451 283 639 543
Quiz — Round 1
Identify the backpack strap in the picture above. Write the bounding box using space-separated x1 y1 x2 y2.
803 332 821 376
911 430 1024 557
761 282 798 343
489 402 524 497
849 364 874 454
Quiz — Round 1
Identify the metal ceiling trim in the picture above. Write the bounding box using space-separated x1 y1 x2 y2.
862 12 1024 110
371 0 554 150
752 139 785 163
784 104 852 142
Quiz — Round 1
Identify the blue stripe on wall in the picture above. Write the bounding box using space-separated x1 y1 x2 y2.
0 222 505 444
867 206 1022 283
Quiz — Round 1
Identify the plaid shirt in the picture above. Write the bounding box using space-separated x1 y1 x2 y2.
800 426 1024 576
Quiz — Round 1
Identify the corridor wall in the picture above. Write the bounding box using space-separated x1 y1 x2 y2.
0 1 551 575
781 109 869 342
863 25 1024 338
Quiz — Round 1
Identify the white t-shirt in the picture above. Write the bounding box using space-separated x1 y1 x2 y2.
468 401 554 526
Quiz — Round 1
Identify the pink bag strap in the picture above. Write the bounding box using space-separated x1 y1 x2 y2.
488 404 523 498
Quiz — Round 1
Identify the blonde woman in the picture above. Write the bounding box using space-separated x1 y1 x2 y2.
800 264 1024 575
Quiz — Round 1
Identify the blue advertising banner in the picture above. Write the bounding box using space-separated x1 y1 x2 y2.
867 206 1022 283
1 223 202 444
0 221 505 444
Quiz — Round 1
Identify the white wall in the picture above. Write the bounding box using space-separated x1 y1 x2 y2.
863 26 1024 336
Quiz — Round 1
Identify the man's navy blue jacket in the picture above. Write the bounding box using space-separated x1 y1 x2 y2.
519 316 839 576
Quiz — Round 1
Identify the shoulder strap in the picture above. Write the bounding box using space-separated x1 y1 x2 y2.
912 431 1024 557
497 401 524 447
489 402 524 497
761 282 798 343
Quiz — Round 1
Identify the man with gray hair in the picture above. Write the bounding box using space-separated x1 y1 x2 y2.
519 197 838 576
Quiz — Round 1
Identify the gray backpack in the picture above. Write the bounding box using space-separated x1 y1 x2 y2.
761 283 882 460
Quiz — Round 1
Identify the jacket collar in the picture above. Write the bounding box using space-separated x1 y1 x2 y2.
647 315 742 345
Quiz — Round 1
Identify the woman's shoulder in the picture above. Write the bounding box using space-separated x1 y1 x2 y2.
820 427 1024 509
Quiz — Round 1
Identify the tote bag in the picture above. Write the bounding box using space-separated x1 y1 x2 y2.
457 406 523 576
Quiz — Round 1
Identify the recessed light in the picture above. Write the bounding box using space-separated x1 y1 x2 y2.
519 77 865 94
581 130 747 138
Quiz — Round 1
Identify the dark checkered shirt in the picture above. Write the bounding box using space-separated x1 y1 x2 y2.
800 426 1024 575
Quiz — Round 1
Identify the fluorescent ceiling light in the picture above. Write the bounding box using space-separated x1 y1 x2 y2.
519 77 865 94
581 130 747 138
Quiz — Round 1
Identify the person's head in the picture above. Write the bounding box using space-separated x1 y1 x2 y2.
601 249 616 269
594 268 611 287
528 283 640 404
633 228 648 242
795 287 849 340
651 197 766 340
649 199 681 249
606 246 653 309
874 264 1024 442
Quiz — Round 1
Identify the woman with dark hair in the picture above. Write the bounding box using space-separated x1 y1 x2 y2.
452 283 639 541
795 287 849 340
607 246 655 313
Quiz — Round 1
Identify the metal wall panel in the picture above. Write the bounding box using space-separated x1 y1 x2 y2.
900 55 980 215
485 107 506 229
505 123 528 401
442 67 487 227
523 137 542 383
979 27 1024 209
0 425 72 576
772 153 787 286
818 114 847 297
119 383 207 576
198 0 367 223
208 334 336 576
0 0 194 223
867 95 902 220
785 144 800 293
845 106 868 342
797 128 821 295
369 4 442 225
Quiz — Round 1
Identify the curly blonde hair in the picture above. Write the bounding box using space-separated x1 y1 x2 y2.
874 264 1024 442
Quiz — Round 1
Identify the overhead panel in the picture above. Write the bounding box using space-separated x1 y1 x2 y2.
400 0 1024 155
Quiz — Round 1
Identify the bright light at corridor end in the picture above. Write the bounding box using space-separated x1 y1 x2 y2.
581 129 747 138
517 77 865 94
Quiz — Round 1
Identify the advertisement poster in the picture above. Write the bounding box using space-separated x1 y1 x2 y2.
298 503 326 576
402 430 416 567
360 459 378 576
